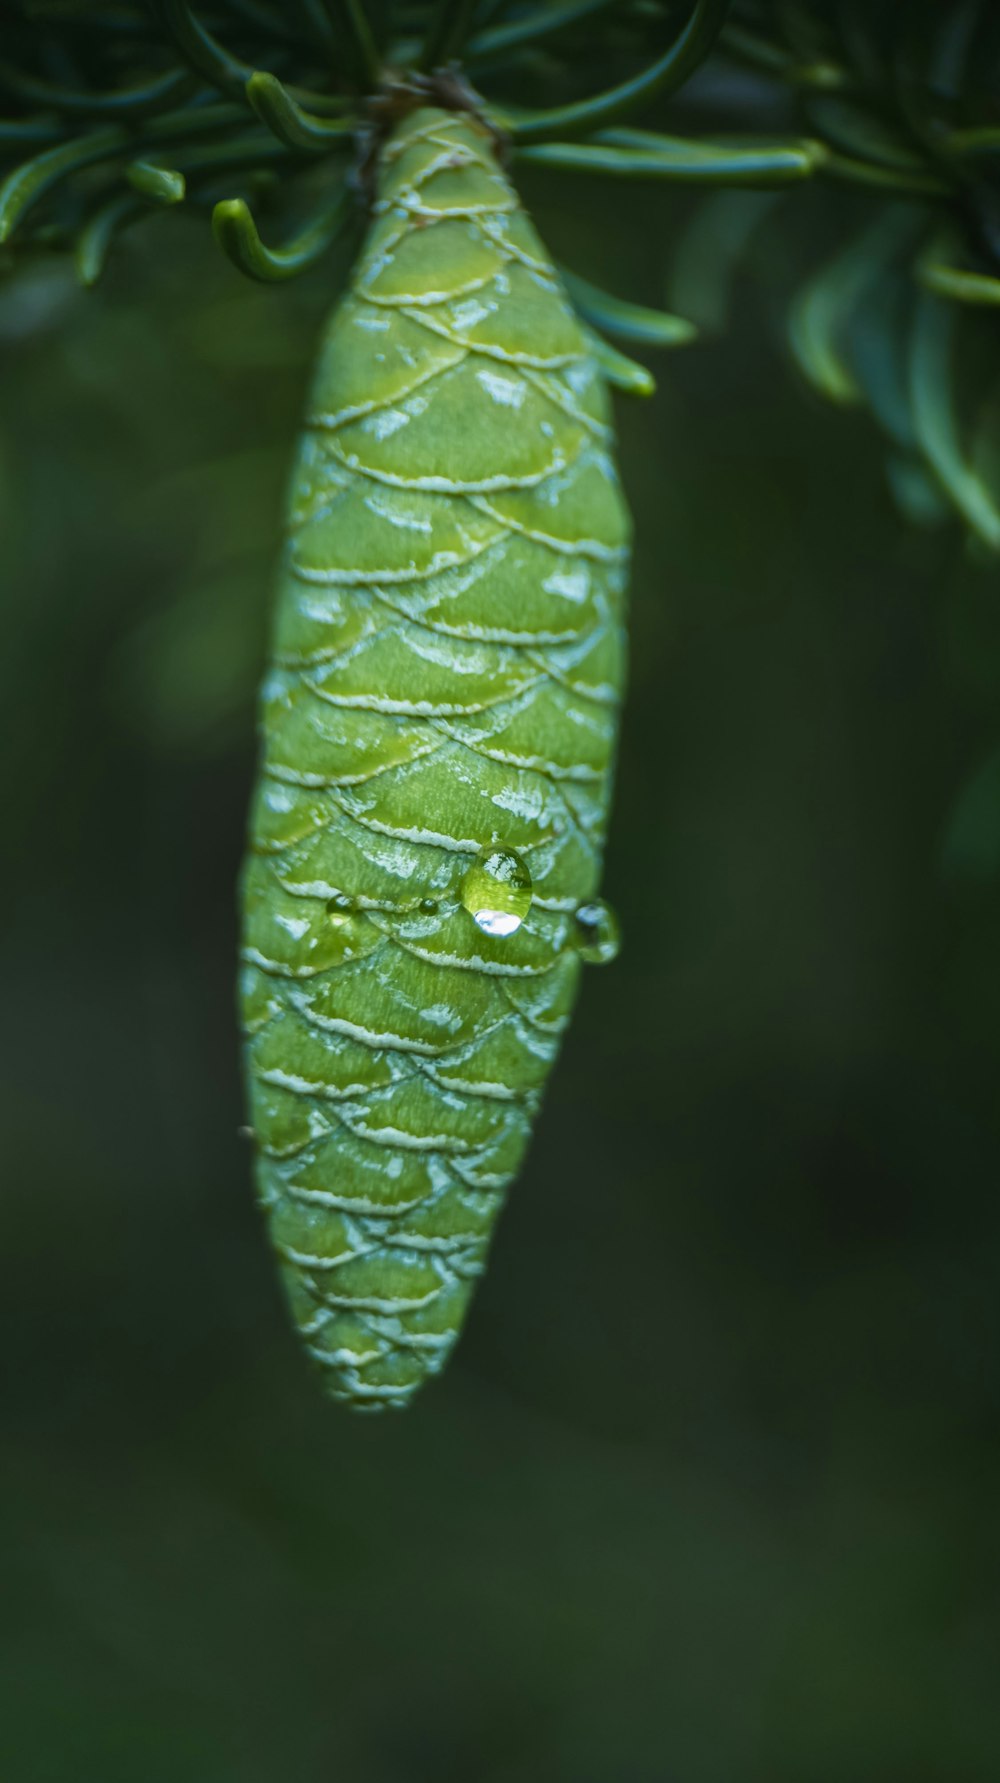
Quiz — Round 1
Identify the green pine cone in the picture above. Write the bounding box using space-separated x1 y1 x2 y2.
240 105 630 1410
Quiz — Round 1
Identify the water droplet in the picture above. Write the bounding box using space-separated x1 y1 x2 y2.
417 897 439 915
573 898 620 965
461 846 532 938
326 892 357 924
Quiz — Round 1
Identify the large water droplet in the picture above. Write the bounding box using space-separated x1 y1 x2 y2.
573 898 620 965
461 846 532 938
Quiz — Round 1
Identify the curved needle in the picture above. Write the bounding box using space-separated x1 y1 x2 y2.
126 159 187 204
516 134 824 186
497 0 732 144
212 186 350 280
560 266 697 349
909 289 1000 550
0 125 126 242
579 324 657 397
246 72 354 151
75 191 146 285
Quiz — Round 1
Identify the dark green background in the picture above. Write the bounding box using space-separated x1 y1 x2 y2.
2 168 998 1782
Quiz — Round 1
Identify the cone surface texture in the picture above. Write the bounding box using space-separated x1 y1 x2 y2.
240 106 630 1409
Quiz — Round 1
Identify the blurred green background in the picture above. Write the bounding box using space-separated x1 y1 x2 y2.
2 164 999 1783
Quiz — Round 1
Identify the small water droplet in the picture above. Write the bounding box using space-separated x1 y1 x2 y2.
417 897 439 915
326 892 357 924
461 846 532 939
573 898 620 965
